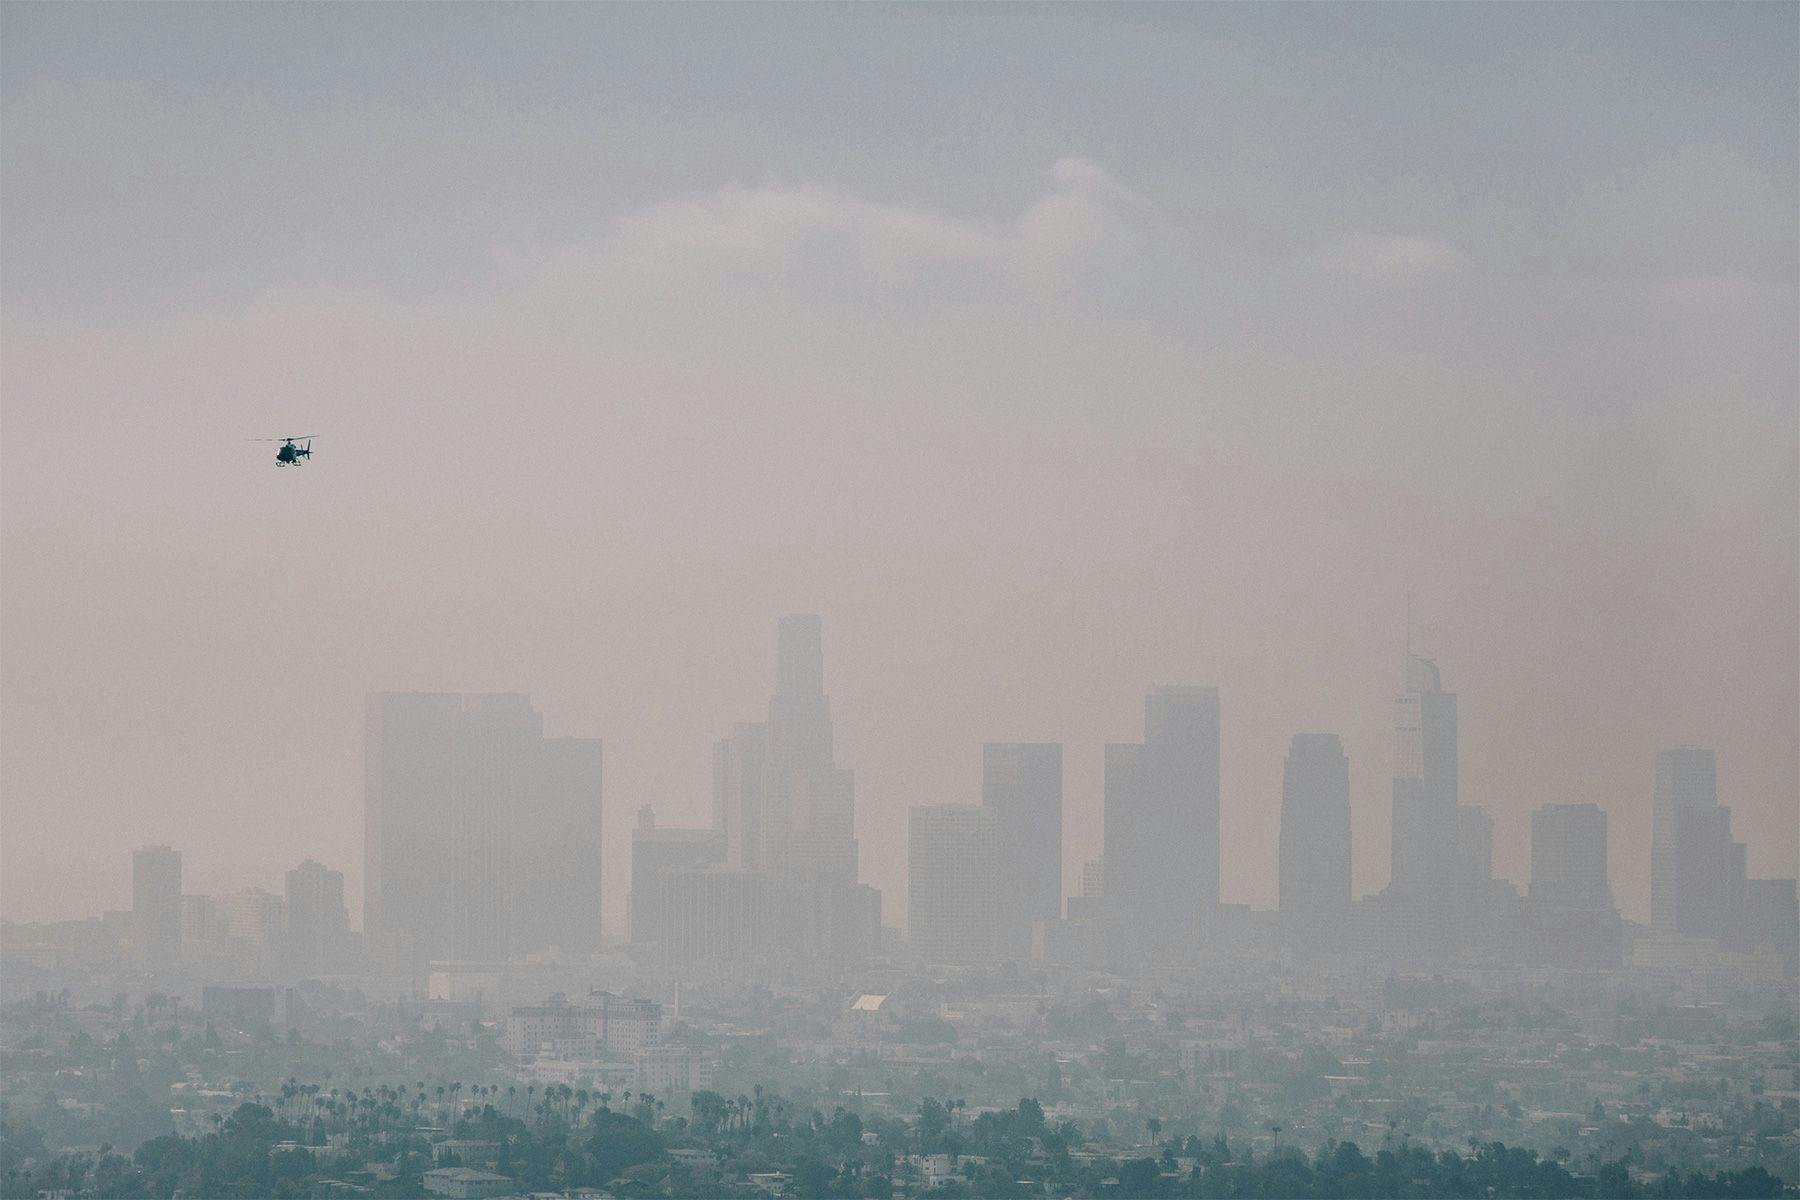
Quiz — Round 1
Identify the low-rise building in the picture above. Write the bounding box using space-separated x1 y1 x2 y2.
421 1167 515 1198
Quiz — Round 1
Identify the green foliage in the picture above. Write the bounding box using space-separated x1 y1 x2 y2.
586 1108 665 1182
0 1083 1790 1200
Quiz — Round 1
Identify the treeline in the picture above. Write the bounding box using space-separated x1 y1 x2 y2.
0 1100 665 1199
1084 1138 1788 1200
0 1091 1790 1199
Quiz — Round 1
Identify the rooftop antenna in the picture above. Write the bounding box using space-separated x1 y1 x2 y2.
1405 589 1414 660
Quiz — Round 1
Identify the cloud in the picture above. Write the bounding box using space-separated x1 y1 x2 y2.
1322 233 1469 280
532 157 1167 298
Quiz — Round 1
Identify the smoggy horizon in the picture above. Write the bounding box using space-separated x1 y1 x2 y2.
3 4 1795 934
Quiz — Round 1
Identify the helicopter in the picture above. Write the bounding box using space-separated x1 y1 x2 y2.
255 436 314 465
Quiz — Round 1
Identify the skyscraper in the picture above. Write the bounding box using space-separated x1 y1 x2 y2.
763 614 857 883
1079 857 1105 900
712 722 767 868
285 859 350 975
908 804 1000 964
1529 803 1610 908
982 742 1062 960
1278 733 1351 947
1104 685 1220 962
218 887 285 954
1742 878 1799 967
516 734 605 955
365 693 602 963
1388 655 1458 901
132 845 182 967
1650 747 1746 941
1519 803 1623 968
630 806 725 950
672 615 881 972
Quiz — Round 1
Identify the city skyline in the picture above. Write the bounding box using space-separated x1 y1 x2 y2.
3 5 1794 935
41 620 1799 947
6 618 1799 935
2 7 1794 1197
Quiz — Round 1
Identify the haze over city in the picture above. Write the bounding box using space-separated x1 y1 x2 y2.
4 4 1794 935
0 7 1796 1198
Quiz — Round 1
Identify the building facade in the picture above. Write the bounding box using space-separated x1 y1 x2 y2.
1529 803 1610 908
908 805 1000 964
1278 733 1352 948
630 808 725 950
284 859 350 975
981 742 1062 960
365 693 602 964
1104 686 1220 963
1650 747 1746 941
132 845 182 967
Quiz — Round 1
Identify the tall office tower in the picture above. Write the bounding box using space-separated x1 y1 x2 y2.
285 859 350 975
219 887 286 950
908 805 1001 964
180 895 222 955
1529 804 1611 908
982 743 1063 959
713 722 768 868
763 615 858 882
1456 805 1493 880
515 735 605 955
448 694 540 961
366 693 602 964
659 864 779 966
1080 858 1105 899
1278 734 1352 947
630 806 725 950
1650 747 1747 940
1743 878 1799 966
132 846 182 967
669 616 881 973
1103 686 1221 962
1388 655 1459 898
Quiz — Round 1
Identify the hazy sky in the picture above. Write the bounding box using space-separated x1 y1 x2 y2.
3 4 1795 931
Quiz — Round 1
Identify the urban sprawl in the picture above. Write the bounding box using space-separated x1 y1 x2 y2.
2 616 1794 1199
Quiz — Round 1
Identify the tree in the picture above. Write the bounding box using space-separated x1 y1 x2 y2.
586 1110 664 1183
1118 1157 1160 1196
